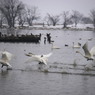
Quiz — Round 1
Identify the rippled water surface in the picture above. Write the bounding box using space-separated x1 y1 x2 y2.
0 29 95 95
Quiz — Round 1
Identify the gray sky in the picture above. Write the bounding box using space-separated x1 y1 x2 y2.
20 0 95 17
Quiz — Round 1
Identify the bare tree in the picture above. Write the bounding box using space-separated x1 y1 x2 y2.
0 0 24 28
44 16 51 26
17 9 27 27
62 11 71 28
82 17 92 24
47 13 60 26
71 10 83 27
0 11 5 28
26 6 40 26
90 9 95 29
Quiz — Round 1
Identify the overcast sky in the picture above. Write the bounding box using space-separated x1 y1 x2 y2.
20 0 95 17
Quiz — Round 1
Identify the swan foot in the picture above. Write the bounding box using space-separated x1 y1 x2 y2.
39 62 44 64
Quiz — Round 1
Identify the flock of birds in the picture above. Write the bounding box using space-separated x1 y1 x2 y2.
0 42 95 70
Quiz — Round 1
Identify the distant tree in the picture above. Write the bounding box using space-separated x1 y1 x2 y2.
0 0 24 28
0 12 5 28
71 10 83 27
47 13 60 26
26 6 40 26
62 11 71 28
90 9 95 29
17 9 27 27
82 17 92 24
44 16 51 26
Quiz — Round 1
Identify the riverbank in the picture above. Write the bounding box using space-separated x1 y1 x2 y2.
16 24 94 31
0 24 94 31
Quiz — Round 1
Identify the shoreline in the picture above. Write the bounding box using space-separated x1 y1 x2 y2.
16 27 95 31
0 24 94 31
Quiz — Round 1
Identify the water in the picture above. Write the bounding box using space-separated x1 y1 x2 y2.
0 29 95 95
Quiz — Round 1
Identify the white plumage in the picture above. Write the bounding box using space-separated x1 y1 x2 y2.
76 42 95 69
76 42 95 60
73 42 81 48
25 52 52 65
51 42 60 49
0 51 13 69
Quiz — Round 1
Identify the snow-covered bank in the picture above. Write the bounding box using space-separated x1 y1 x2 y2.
17 24 94 31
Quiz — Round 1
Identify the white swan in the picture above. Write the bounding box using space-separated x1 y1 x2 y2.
51 42 60 49
76 42 95 61
25 52 52 65
73 42 81 48
0 51 13 69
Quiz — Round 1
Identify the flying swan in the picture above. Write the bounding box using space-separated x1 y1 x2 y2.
25 52 52 65
0 51 13 69
76 42 95 61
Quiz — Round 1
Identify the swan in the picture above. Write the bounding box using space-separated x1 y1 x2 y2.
0 51 13 69
73 42 81 48
25 52 52 65
76 42 95 61
51 42 60 49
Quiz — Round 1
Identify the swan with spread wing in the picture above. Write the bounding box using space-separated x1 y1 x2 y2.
76 42 95 61
0 51 13 69
25 52 52 65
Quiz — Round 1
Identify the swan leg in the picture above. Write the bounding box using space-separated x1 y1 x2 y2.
39 62 43 64
1 64 4 68
39 62 44 64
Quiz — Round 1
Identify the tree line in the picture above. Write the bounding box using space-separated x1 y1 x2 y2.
0 0 95 29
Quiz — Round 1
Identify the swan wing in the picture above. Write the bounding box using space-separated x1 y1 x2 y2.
82 42 91 57
6 62 12 68
25 52 52 58
43 52 52 58
0 60 12 67
90 46 95 56
41 58 47 65
25 56 41 63
2 51 12 62
25 53 42 58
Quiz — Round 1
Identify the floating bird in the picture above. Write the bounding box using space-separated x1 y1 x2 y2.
65 44 69 47
73 42 81 48
88 38 93 41
25 52 52 65
79 38 82 40
51 42 60 49
76 42 95 61
0 51 13 69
